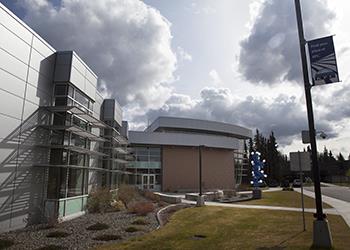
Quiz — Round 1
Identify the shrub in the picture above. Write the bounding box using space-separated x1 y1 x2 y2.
142 190 160 202
0 239 14 249
86 222 109 231
125 226 141 233
93 234 122 241
132 218 149 225
86 188 113 213
117 185 139 206
46 231 70 238
128 201 155 216
282 187 294 191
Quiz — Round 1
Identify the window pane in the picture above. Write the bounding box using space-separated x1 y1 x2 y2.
55 97 68 106
67 169 84 197
54 84 67 96
47 168 67 199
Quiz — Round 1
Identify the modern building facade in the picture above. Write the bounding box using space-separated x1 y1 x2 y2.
128 117 252 192
0 4 129 232
0 3 252 233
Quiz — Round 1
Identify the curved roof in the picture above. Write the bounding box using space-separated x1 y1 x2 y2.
145 117 252 139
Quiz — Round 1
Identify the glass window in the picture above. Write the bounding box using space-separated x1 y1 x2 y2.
53 113 67 126
47 168 67 199
69 152 86 166
74 90 89 108
54 84 67 96
55 97 68 106
73 116 88 130
67 169 84 197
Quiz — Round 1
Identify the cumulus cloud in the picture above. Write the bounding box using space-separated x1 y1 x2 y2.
239 0 335 85
21 0 177 107
130 87 336 145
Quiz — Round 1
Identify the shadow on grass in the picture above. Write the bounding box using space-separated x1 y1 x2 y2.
256 230 305 250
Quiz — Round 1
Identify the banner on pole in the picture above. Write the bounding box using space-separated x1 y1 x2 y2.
308 36 339 86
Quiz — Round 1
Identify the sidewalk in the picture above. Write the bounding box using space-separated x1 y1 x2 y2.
181 199 338 215
294 187 350 228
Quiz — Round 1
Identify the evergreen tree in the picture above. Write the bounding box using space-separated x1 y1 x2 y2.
337 152 345 162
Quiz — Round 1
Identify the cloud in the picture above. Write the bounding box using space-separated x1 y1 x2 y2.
239 0 335 85
21 0 177 108
176 46 192 62
129 86 337 145
209 69 222 86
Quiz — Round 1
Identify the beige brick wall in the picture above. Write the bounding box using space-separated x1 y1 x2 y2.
162 146 235 192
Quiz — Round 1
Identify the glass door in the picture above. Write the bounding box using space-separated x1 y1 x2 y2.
142 174 156 190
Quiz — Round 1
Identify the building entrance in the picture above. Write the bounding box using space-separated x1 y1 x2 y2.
142 174 156 190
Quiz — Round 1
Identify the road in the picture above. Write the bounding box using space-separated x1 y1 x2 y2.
305 185 350 202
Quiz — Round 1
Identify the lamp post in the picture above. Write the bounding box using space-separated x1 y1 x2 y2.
294 0 332 247
196 145 205 206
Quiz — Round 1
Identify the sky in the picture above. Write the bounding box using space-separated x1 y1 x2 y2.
1 0 350 156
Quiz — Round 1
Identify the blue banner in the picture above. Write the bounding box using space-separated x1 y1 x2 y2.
308 36 339 86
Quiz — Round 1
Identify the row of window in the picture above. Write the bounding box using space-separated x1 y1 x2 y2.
54 84 93 112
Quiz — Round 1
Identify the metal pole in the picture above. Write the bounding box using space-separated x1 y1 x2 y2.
199 145 202 196
298 151 306 231
294 0 324 221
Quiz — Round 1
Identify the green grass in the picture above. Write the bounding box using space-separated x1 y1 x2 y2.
239 191 332 208
98 206 350 250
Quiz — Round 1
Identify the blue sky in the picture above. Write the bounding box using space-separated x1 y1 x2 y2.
2 0 350 156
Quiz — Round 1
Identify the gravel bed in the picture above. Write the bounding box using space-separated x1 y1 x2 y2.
0 210 159 250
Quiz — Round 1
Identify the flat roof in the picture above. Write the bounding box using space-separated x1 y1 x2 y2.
145 116 252 139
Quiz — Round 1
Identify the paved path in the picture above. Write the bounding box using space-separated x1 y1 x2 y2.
305 185 350 202
294 187 350 228
181 199 338 215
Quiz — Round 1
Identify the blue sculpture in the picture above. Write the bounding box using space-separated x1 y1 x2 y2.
250 151 267 188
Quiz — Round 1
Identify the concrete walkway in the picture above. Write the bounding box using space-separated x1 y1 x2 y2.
181 199 339 215
294 187 350 228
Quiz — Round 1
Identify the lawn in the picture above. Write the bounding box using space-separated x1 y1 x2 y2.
98 206 350 250
238 190 332 209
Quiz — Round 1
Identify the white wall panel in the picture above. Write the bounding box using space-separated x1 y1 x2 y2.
85 81 96 102
0 24 31 63
32 36 54 58
85 69 97 87
0 114 21 139
0 69 26 98
70 67 85 92
22 101 39 122
72 54 86 76
0 8 32 44
0 49 28 81
27 68 52 95
0 89 23 119
25 84 51 107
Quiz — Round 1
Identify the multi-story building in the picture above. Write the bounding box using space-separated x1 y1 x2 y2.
0 3 129 232
0 3 252 233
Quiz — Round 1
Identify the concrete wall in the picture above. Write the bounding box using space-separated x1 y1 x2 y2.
162 146 235 192
0 3 55 232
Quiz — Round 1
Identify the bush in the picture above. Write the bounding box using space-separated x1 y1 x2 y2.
125 226 141 233
117 185 139 206
93 234 122 241
128 201 155 216
86 188 113 213
0 239 14 249
132 218 149 225
86 222 109 231
282 187 294 191
141 190 160 202
46 231 70 238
